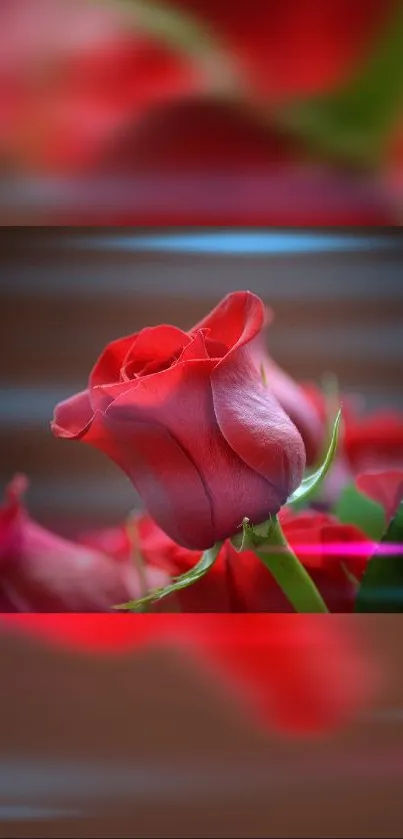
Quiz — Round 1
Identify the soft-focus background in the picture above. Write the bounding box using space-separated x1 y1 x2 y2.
0 227 402 535
1 0 403 224
0 613 401 838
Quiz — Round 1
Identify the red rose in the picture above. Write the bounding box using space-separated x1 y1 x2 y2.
52 291 305 550
0 475 169 612
136 507 371 613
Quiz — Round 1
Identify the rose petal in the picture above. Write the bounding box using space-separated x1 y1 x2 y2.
106 358 279 546
90 334 137 391
212 348 305 502
357 470 403 523
100 413 215 550
191 290 265 354
123 325 190 378
51 389 95 439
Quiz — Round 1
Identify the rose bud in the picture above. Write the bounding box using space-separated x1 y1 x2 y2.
0 475 169 612
52 291 306 550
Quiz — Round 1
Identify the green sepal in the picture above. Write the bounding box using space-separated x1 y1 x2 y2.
114 541 222 611
287 409 341 507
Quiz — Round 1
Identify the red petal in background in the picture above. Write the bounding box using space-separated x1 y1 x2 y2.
357 470 403 523
0 614 379 736
170 0 396 100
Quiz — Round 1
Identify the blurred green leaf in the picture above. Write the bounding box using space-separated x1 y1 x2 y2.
355 501 403 612
276 3 403 167
287 409 341 507
334 482 386 541
114 541 221 611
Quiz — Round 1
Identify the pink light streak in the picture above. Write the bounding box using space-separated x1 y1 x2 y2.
277 543 403 557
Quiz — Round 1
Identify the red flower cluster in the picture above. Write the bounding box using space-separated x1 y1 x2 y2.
1 0 400 223
82 507 370 614
0 289 400 617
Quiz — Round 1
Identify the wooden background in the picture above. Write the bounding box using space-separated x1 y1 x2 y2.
0 228 402 535
0 614 402 838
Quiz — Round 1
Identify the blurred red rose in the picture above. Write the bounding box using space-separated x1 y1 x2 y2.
198 614 378 734
0 0 207 175
52 291 305 550
168 0 397 101
279 508 371 611
132 506 371 613
0 612 379 736
90 97 395 226
80 0 398 225
0 475 169 612
344 410 403 474
356 469 403 524
2 0 394 175
299 399 403 508
1 0 399 225
79 522 133 563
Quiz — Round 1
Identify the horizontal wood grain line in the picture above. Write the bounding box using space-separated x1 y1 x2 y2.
2 293 403 330
2 321 401 357
1 253 403 301
0 473 137 531
0 749 402 804
0 430 125 482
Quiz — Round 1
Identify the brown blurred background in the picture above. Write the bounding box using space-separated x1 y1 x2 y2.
0 614 402 838
0 228 402 534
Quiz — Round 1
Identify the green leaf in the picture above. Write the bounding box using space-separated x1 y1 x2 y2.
114 541 222 611
334 482 386 541
230 516 270 553
287 409 341 507
355 501 403 613
275 3 403 168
